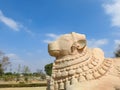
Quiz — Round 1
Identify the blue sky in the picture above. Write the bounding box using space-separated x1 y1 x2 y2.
0 0 120 72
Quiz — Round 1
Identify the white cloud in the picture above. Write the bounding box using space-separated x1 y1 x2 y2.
111 30 120 37
114 39 120 49
103 0 120 27
0 10 20 31
21 25 35 36
43 40 53 43
25 29 35 36
115 40 120 45
6 53 24 63
26 52 33 56
46 33 60 39
0 10 35 36
6 53 18 59
43 33 61 43
88 39 109 48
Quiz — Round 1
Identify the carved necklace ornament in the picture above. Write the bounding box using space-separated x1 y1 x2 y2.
55 47 88 63
49 49 113 90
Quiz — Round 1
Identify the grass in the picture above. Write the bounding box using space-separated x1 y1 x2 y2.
0 87 46 90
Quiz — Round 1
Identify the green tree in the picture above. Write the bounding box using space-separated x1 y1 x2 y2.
0 64 3 75
22 65 31 83
17 64 21 74
44 63 53 76
0 51 10 75
115 44 120 57
35 69 43 76
35 69 46 80
22 65 31 75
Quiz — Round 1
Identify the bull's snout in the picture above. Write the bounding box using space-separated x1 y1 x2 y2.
48 42 60 57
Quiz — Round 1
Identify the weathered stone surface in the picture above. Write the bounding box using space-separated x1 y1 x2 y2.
47 32 120 90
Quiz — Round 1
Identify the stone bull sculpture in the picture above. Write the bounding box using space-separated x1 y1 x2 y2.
47 32 120 90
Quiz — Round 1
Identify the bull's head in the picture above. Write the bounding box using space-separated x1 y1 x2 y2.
48 32 86 59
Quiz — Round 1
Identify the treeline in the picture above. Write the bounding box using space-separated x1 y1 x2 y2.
0 83 47 88
0 71 46 82
0 50 46 83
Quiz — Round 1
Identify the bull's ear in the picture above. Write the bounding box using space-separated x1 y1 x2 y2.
76 40 86 49
71 40 86 54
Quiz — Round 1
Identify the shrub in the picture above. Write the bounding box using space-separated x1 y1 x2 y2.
0 83 47 88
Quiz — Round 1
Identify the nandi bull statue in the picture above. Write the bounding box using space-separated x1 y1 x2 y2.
47 32 120 90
